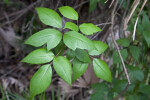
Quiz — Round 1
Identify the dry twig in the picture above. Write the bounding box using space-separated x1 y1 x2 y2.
124 0 140 30
110 0 131 84
1 0 41 27
133 0 148 40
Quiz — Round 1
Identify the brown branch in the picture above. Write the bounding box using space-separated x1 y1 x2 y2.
1 0 41 27
110 0 131 84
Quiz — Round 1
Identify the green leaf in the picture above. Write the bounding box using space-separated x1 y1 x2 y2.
75 48 91 63
116 38 130 47
63 31 94 50
127 66 144 82
113 49 128 64
53 56 72 86
93 58 112 82
30 64 52 98
89 0 105 12
89 0 98 12
113 79 135 93
21 48 54 64
36 7 62 28
126 94 139 100
91 83 108 91
66 49 75 60
138 84 150 95
89 40 108 55
72 58 88 81
54 41 66 56
4 0 9 5
90 83 108 100
113 80 128 93
58 6 78 20
64 22 79 32
25 29 62 50
143 31 150 47
142 12 150 30
129 46 140 61
79 23 101 35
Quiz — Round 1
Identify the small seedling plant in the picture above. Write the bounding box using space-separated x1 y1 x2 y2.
21 6 112 99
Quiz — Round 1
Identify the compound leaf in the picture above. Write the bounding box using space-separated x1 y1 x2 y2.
58 6 78 20
25 29 62 50
89 40 108 55
79 23 101 35
64 22 79 32
73 58 88 81
30 64 52 98
93 58 111 82
21 48 54 64
63 31 93 50
53 56 72 86
36 7 62 28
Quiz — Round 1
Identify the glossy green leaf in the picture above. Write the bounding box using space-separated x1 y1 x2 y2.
30 64 52 98
89 40 108 55
64 22 79 32
75 48 91 63
79 23 101 35
129 46 140 61
72 58 88 81
63 31 94 50
113 49 128 64
21 48 54 64
143 31 150 47
53 56 72 86
25 29 62 50
93 58 112 82
36 7 62 28
116 38 130 47
58 6 78 20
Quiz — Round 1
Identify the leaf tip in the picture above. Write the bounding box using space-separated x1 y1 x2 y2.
20 58 25 63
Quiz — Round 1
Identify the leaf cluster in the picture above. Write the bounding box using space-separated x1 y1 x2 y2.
21 6 111 99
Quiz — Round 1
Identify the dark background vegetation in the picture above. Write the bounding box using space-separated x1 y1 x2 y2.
0 0 150 100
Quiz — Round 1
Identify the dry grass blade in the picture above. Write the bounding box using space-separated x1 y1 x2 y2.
133 0 148 40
